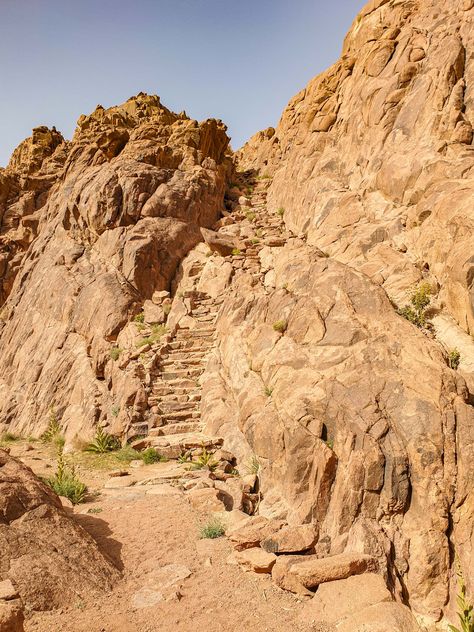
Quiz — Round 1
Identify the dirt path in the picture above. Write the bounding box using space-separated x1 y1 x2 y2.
4 441 308 632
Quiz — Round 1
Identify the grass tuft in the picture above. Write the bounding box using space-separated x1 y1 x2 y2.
199 516 226 539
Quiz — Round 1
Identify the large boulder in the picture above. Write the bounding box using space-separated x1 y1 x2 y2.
0 450 119 611
0 93 231 442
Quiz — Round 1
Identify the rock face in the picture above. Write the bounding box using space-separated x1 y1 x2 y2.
0 449 119 611
199 175 474 627
0 93 230 441
238 0 474 334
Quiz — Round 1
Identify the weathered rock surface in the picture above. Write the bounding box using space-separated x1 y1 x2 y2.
0 93 230 442
237 0 474 339
233 547 277 574
0 449 119 611
271 552 377 594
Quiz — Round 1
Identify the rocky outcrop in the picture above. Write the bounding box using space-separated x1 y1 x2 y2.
0 93 230 442
238 0 474 338
0 449 119 613
197 176 474 627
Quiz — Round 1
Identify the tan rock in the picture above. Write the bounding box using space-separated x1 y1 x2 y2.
186 487 228 512
234 547 277 574
227 516 285 551
200 227 242 256
272 553 377 594
261 524 317 554
299 573 392 625
0 450 119 611
337 602 422 632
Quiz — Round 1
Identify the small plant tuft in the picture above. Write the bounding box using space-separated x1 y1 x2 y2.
178 450 193 464
0 432 19 444
449 349 461 371
199 516 226 539
231 248 241 256
41 407 63 445
109 347 122 361
264 386 273 397
85 428 121 454
273 319 287 333
134 312 145 324
449 561 474 632
111 405 120 417
189 446 218 471
277 207 285 217
140 447 164 465
397 282 432 328
245 211 256 222
46 445 87 505
245 455 261 475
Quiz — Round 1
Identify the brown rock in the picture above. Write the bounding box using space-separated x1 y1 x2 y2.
233 547 277 574
227 516 285 551
261 524 317 554
186 487 228 512
337 602 422 632
272 553 377 594
200 227 242 256
299 573 392 625
0 450 119 611
0 600 25 632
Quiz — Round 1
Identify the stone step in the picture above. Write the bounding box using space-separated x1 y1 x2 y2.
144 433 224 459
160 358 205 368
157 400 199 413
153 377 198 389
161 409 201 422
149 422 202 437
161 368 203 380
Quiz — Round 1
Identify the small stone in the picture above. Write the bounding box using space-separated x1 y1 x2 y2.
109 470 129 478
0 580 19 601
131 588 164 609
234 547 277 574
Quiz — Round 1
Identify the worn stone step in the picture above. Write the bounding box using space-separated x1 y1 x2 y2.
161 368 203 380
153 377 198 389
149 422 202 437
157 400 199 413
161 409 201 422
145 433 224 458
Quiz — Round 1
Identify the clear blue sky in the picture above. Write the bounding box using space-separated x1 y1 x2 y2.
0 0 363 166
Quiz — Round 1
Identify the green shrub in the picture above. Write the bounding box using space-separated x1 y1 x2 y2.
231 248 241 256
189 447 218 471
250 238 260 245
140 447 164 464
398 282 432 328
449 562 474 632
277 207 285 217
46 446 87 504
245 211 256 222
137 325 168 348
163 303 172 315
0 432 19 444
134 312 145 324
114 445 140 462
273 320 287 333
449 349 461 370
111 405 120 417
245 455 260 475
85 428 120 454
41 407 63 445
264 386 273 397
178 450 193 463
109 347 122 361
199 516 226 539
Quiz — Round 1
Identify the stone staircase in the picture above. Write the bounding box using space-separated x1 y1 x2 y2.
134 174 289 459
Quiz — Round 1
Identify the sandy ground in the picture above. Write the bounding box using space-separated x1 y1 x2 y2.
5 441 315 632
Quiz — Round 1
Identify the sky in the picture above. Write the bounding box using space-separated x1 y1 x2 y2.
0 0 363 166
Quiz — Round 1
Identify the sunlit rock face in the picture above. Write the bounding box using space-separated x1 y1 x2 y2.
0 93 231 441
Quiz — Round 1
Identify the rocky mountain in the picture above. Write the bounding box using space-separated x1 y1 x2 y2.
2 0 474 630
